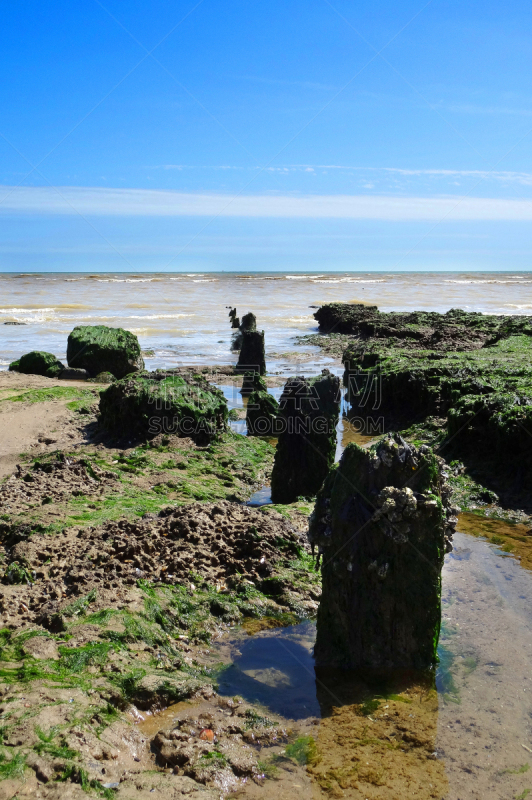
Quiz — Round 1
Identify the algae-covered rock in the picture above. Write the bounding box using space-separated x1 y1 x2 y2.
9 351 65 378
311 435 455 670
99 371 227 444
270 372 340 503
67 325 144 378
89 371 116 383
315 302 532 350
236 330 266 375
246 390 279 436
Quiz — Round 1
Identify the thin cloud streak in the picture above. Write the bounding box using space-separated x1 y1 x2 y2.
4 185 532 220
152 164 532 185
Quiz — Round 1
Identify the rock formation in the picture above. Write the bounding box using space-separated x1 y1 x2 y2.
67 325 144 379
270 371 340 503
9 351 65 378
99 371 227 444
310 434 456 670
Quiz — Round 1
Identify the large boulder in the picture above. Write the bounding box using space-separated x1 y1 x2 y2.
66 325 144 379
270 372 340 503
236 331 266 375
9 351 65 378
310 435 455 670
99 371 227 445
246 390 279 437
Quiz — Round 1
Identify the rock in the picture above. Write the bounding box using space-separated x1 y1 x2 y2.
270 372 341 504
246 390 279 436
314 302 530 349
3 321 25 325
26 752 55 782
311 434 453 669
99 371 228 445
132 673 203 710
231 316 240 328
67 325 144 378
239 312 256 332
9 351 65 378
115 773 218 799
59 367 90 380
228 308 237 319
89 371 116 383
22 635 59 660
236 331 266 375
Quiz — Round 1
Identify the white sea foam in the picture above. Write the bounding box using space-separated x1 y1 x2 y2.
445 279 532 284
311 278 385 283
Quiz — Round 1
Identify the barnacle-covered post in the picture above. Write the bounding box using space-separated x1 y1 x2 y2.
311 435 457 669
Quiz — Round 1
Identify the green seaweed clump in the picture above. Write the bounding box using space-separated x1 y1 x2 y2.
67 325 144 378
99 371 228 444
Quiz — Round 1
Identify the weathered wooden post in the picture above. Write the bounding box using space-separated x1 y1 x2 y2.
270 371 341 504
310 435 456 669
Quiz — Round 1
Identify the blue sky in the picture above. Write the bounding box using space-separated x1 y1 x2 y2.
2 0 532 272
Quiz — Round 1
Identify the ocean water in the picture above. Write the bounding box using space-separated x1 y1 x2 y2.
1 271 531 372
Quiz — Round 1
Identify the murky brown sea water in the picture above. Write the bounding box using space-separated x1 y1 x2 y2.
1 271 532 372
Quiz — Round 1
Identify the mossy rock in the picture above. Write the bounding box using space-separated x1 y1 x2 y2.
67 325 144 379
9 351 65 378
99 371 228 445
88 371 116 384
246 390 279 436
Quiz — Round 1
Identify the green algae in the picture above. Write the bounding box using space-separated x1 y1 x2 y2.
99 372 227 444
285 735 318 765
67 325 144 379
9 351 65 378
1 386 98 406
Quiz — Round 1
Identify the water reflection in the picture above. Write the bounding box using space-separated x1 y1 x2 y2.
215 621 319 720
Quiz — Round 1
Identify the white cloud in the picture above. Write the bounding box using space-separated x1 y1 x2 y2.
3 185 532 220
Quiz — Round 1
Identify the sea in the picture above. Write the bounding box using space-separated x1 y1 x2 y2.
1 271 532 373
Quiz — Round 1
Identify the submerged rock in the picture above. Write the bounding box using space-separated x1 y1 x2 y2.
311 434 455 670
236 331 266 375
246 390 279 436
9 351 65 378
99 371 227 444
67 324 144 378
270 372 341 504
